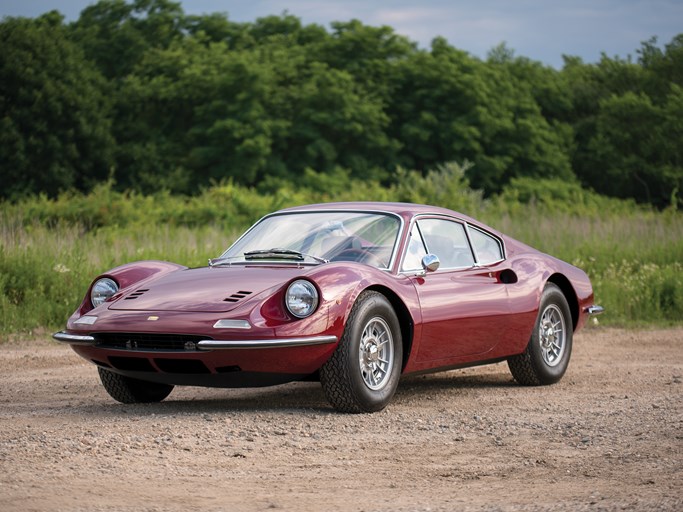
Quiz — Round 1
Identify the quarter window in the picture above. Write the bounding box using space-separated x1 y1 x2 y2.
469 227 504 265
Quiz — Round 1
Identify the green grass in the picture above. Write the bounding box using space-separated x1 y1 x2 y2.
0 220 238 339
1 176 682 339
488 210 683 326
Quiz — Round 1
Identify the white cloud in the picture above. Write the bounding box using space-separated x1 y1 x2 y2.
1 0 681 67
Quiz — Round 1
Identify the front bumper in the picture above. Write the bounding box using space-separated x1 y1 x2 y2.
52 331 337 350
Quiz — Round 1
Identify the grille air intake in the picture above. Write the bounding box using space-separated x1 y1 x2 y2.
223 290 253 303
94 333 210 351
124 289 149 300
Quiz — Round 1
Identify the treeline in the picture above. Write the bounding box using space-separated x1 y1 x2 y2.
1 0 682 207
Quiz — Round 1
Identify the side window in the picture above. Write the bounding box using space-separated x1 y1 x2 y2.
401 223 427 271
419 219 475 268
469 227 504 265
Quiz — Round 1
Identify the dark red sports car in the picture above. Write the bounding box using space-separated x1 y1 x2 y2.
54 202 603 413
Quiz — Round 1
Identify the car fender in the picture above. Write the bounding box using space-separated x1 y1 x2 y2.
73 260 187 317
305 262 421 362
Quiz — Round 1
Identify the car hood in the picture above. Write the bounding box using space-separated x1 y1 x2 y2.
108 265 305 313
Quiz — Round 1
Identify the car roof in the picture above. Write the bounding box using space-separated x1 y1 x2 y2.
279 201 483 228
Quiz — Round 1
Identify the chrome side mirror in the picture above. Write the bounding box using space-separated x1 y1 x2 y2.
421 254 440 273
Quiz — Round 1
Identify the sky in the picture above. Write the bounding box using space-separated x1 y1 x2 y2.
1 0 681 68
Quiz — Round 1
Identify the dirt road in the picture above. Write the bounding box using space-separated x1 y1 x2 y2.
0 328 681 511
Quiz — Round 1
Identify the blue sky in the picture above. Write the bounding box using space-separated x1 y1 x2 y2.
1 0 681 68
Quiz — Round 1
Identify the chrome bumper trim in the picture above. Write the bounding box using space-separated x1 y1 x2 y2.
52 331 96 345
52 331 338 350
197 335 338 350
586 305 605 315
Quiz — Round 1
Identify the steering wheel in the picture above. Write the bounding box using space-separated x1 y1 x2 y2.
332 249 384 268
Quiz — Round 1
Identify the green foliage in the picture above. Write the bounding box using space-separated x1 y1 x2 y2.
583 89 683 206
1 172 682 336
69 0 185 79
593 261 683 325
2 2 683 335
1 3 682 208
0 12 114 200
564 42 683 208
497 177 637 216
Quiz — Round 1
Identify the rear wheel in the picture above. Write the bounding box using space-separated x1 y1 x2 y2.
98 367 174 404
508 283 573 386
320 291 402 413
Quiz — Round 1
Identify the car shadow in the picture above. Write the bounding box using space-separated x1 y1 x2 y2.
72 369 519 417
399 370 517 392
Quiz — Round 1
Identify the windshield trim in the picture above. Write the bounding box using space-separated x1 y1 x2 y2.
218 209 405 272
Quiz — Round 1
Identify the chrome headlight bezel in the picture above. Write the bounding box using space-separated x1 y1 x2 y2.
285 280 319 319
90 278 118 308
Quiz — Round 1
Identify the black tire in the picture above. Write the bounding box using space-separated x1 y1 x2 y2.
98 367 174 404
508 283 573 386
320 291 402 413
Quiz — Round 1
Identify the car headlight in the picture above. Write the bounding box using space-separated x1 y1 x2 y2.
285 280 319 318
91 278 118 308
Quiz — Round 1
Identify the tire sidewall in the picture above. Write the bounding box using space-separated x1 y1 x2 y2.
98 367 173 403
528 285 573 384
343 293 402 411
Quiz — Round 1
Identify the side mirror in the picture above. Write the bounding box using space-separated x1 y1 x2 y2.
421 254 440 273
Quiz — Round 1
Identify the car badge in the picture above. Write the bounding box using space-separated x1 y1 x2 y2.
147 316 159 321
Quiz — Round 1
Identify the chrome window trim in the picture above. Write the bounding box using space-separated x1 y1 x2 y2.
400 220 428 272
399 213 506 273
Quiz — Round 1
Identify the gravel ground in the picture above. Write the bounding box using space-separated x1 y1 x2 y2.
0 328 681 511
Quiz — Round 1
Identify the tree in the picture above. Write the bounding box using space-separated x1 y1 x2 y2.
0 13 114 199
564 36 683 207
388 38 572 193
586 89 682 207
69 0 185 79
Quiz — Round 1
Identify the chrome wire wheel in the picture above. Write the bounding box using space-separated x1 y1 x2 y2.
358 316 394 391
538 304 566 367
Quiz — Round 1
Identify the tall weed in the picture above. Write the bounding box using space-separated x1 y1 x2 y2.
1 168 681 336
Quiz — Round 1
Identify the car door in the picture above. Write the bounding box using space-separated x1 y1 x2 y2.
403 217 512 362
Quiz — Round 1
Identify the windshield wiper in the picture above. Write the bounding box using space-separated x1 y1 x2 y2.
208 256 242 267
244 248 328 264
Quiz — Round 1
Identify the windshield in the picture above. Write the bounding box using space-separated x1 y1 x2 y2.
219 211 401 269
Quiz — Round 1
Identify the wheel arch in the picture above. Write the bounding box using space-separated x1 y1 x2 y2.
364 285 414 371
546 273 579 330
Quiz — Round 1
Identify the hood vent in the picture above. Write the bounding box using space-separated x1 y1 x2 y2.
223 290 252 303
124 289 149 300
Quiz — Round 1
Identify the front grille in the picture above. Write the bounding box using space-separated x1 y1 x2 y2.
94 333 211 351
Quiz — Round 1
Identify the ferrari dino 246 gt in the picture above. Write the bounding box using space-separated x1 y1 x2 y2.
54 202 603 413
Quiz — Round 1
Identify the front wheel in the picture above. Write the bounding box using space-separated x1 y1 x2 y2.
98 367 174 404
320 291 402 413
508 283 573 386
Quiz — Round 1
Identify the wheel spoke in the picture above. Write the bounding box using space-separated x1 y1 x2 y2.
357 317 394 390
538 303 567 367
